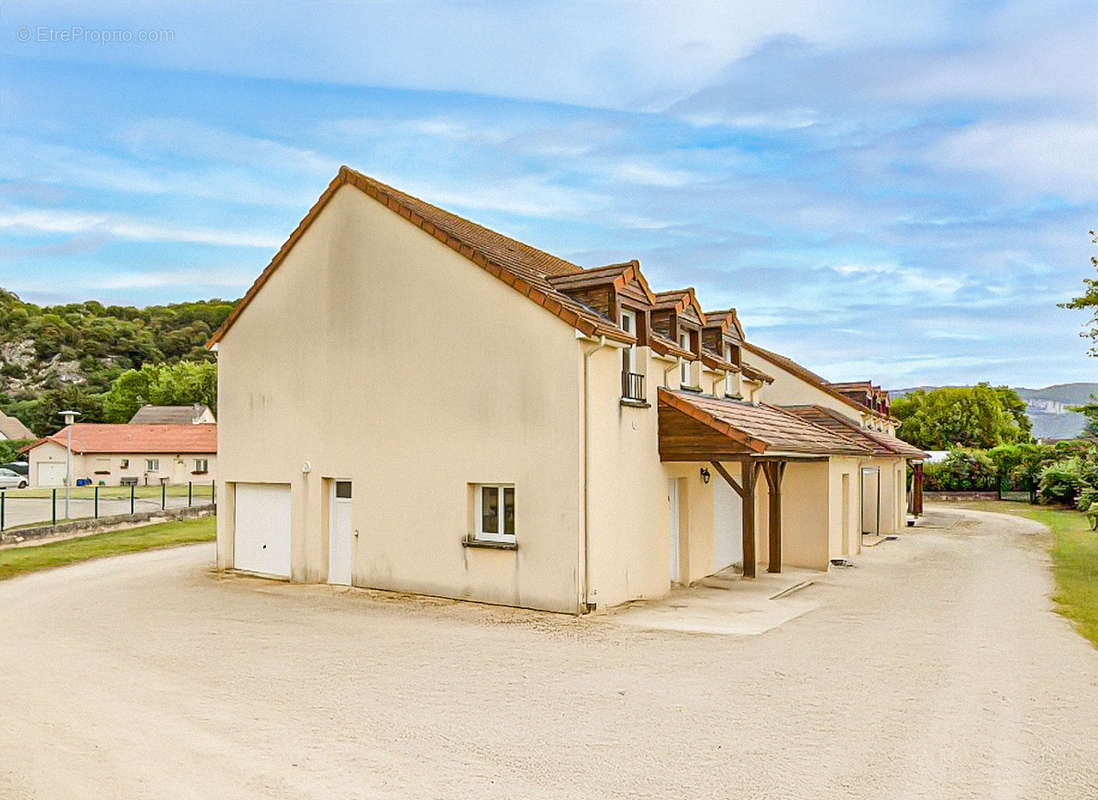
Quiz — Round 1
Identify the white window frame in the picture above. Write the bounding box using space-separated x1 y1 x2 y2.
145 458 160 472
679 330 691 385
474 483 516 543
620 309 637 374
194 458 209 473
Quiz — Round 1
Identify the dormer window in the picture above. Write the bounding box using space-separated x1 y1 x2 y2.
620 308 646 402
724 343 738 396
621 309 637 374
679 330 691 384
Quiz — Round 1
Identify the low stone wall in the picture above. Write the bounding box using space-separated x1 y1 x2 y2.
0 503 215 544
924 491 999 502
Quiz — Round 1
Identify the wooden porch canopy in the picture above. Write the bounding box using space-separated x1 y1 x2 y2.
658 389 872 578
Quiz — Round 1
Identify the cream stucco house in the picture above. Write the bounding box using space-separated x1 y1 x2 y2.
209 167 926 614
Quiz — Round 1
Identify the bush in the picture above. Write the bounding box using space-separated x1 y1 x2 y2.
1039 457 1086 506
923 448 997 491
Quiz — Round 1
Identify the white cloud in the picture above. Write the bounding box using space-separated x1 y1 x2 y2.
0 209 281 248
924 120 1098 201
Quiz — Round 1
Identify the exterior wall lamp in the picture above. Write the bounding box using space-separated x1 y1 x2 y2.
700 467 711 484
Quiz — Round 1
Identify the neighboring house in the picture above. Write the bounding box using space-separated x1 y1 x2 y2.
129 404 216 425
0 410 34 441
24 424 217 487
208 166 926 614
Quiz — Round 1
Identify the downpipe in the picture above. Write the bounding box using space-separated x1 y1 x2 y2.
580 335 605 614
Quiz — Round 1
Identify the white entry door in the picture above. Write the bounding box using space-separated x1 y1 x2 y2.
328 480 353 585
712 472 743 572
36 462 66 487
668 479 680 583
233 483 291 577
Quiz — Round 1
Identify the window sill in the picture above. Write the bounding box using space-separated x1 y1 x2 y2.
619 398 650 408
724 393 744 400
680 385 703 393
463 537 517 551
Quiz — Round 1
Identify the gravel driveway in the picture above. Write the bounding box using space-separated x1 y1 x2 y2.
1 505 1095 799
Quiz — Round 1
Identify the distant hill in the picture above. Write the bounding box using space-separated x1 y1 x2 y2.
0 289 236 435
890 383 1098 441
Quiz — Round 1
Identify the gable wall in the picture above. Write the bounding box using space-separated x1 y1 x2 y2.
216 185 585 612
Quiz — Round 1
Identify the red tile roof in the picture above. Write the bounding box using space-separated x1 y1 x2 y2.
547 260 657 305
652 288 706 323
31 424 217 455
209 167 634 348
659 389 872 456
702 308 746 341
783 406 927 459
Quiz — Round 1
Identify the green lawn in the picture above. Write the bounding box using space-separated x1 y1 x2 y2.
0 516 215 581
946 499 1098 647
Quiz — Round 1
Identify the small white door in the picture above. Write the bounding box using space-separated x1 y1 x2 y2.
328 480 353 586
233 483 291 577
668 479 680 583
36 462 66 487
861 468 880 536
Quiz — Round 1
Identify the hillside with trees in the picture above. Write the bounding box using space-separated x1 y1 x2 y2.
0 289 234 436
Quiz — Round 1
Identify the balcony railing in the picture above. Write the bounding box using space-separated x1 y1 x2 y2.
621 371 646 402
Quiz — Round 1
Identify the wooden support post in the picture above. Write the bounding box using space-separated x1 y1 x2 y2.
741 462 758 579
913 462 924 517
763 461 786 574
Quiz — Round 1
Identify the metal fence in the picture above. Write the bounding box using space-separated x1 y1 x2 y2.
0 481 216 532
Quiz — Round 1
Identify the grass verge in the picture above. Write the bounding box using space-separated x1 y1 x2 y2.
0 516 215 582
946 499 1098 647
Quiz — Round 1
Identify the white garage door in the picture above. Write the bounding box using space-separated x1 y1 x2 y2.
712 474 743 572
234 483 291 578
36 462 66 488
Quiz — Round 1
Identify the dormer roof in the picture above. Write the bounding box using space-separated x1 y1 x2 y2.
653 289 706 325
702 308 745 341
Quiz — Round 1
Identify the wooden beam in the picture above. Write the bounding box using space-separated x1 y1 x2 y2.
762 461 785 574
742 462 758 579
709 460 743 498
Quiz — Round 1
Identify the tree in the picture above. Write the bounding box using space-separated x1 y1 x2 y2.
892 384 1033 450
1059 230 1098 356
101 361 218 423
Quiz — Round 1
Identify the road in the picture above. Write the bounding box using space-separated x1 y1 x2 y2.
0 505 1095 798
0 493 204 529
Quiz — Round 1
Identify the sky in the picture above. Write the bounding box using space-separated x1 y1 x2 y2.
0 0 1094 389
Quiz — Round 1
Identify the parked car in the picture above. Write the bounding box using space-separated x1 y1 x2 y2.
0 468 28 489
1 461 28 476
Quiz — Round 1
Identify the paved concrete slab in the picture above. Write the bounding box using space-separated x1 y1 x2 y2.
599 567 825 635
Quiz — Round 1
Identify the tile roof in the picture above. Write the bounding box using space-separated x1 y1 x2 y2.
740 361 775 383
209 167 633 348
740 340 888 419
30 424 217 455
129 404 213 425
0 411 33 441
702 308 745 340
547 260 657 304
649 332 694 360
652 288 706 322
700 347 739 373
783 406 928 459
659 389 872 456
